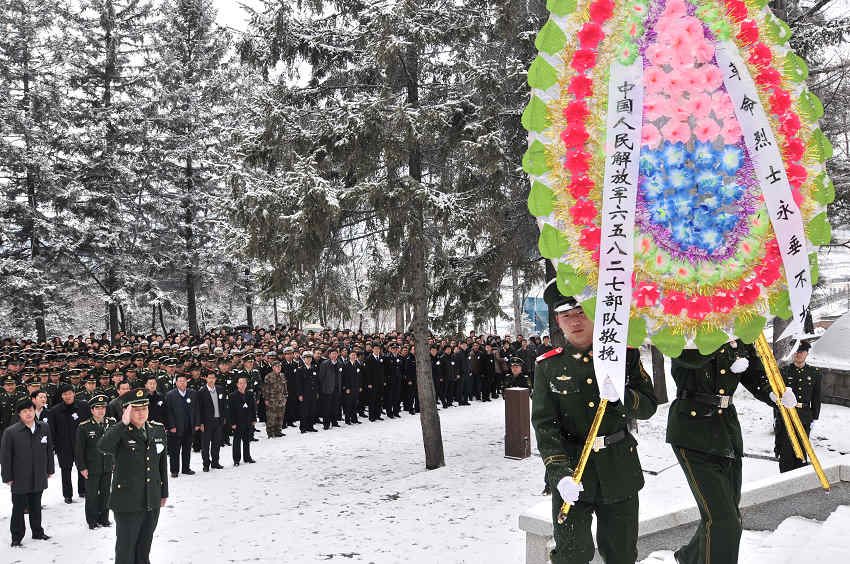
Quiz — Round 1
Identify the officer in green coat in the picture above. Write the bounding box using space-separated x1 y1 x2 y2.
98 389 169 564
75 393 115 528
532 280 658 564
667 340 798 564
775 340 821 473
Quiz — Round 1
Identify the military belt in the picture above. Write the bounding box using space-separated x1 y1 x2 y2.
677 391 733 408
565 429 627 451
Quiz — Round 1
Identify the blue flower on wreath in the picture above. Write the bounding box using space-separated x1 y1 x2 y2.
695 169 723 193
718 146 744 176
641 175 667 201
667 167 694 191
671 219 695 246
691 141 717 169
671 191 697 217
715 211 738 232
649 198 674 226
698 228 723 252
692 206 713 230
718 183 743 205
661 142 688 168
639 150 664 177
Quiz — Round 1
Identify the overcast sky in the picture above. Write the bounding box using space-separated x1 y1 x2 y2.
214 0 261 32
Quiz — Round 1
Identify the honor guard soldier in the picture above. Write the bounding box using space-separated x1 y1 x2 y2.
507 357 531 389
775 340 821 473
75 393 115 529
666 338 797 564
98 389 168 564
531 279 658 564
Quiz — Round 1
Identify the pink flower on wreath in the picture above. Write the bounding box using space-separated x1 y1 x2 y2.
688 93 713 118
693 117 721 143
684 67 707 92
577 22 605 49
669 31 693 61
661 120 691 144
720 118 742 144
682 17 704 43
570 199 597 226
695 41 716 65
702 66 724 91
712 92 734 118
642 123 662 148
643 93 668 122
663 0 687 18
571 49 598 73
656 16 678 39
666 71 688 98
644 67 669 94
646 43 673 66
670 98 693 122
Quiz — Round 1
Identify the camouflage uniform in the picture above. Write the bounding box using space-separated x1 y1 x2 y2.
262 366 288 437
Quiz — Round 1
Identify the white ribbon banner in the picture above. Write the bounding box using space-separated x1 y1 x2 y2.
593 61 643 402
715 42 812 338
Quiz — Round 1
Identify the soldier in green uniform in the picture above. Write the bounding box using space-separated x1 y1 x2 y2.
75 393 115 529
98 389 168 564
775 340 821 473
506 357 531 389
532 280 658 564
666 339 798 564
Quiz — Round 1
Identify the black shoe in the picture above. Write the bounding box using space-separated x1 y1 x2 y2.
211 463 224 470
182 469 195 476
375 417 384 421
32 533 50 540
277 432 286 437
11 539 22 547
171 472 178 478
541 486 551 496
88 523 99 530
301 429 309 434
98 520 111 527
64 498 73 504
234 461 240 466
332 422 340 427
308 428 318 432
323 425 330 430
245 458 256 464
203 466 210 472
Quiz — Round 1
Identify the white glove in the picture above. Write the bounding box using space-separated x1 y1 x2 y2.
770 388 798 408
599 378 620 402
556 477 583 505
730 357 749 374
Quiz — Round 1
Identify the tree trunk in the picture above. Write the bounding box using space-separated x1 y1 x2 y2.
152 305 157 333
245 268 254 329
184 155 199 338
109 302 120 345
511 265 522 336
650 345 668 403
406 38 444 470
273 296 279 327
395 306 404 332
158 304 167 335
545 260 565 347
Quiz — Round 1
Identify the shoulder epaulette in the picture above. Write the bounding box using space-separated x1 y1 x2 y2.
536 347 563 363
80 419 92 425
150 420 164 426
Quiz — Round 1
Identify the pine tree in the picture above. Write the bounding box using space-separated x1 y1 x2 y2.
0 0 75 342
149 0 232 337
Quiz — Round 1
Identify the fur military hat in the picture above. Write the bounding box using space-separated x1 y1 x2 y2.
15 398 35 413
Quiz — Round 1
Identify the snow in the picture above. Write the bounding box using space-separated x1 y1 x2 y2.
2 389 848 564
808 311 850 372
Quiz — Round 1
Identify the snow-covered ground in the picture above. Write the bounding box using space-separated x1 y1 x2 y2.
2 382 848 564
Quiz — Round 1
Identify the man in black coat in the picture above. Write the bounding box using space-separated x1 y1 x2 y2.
49 383 90 503
145 375 168 426
364 344 385 421
165 374 196 477
193 372 228 471
318 348 343 430
295 351 319 433
229 375 257 466
385 343 403 418
281 349 299 428
342 350 361 425
1 398 54 547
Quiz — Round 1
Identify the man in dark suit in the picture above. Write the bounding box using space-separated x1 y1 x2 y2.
193 371 227 471
1 398 54 547
49 383 90 503
145 375 168 425
364 343 384 421
294 351 319 433
229 375 256 466
165 374 196 477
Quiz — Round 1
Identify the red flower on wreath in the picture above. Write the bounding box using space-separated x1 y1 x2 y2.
711 292 737 314
786 162 807 188
563 100 590 125
780 113 801 137
634 282 661 308
737 20 759 44
756 67 781 88
687 295 712 321
661 290 687 316
569 199 597 226
589 0 614 24
725 0 748 23
737 281 761 305
577 23 605 49
579 225 601 251
784 136 805 162
769 89 792 116
561 125 589 149
567 75 593 99
569 175 595 199
571 49 598 73
565 149 592 175
749 42 772 67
